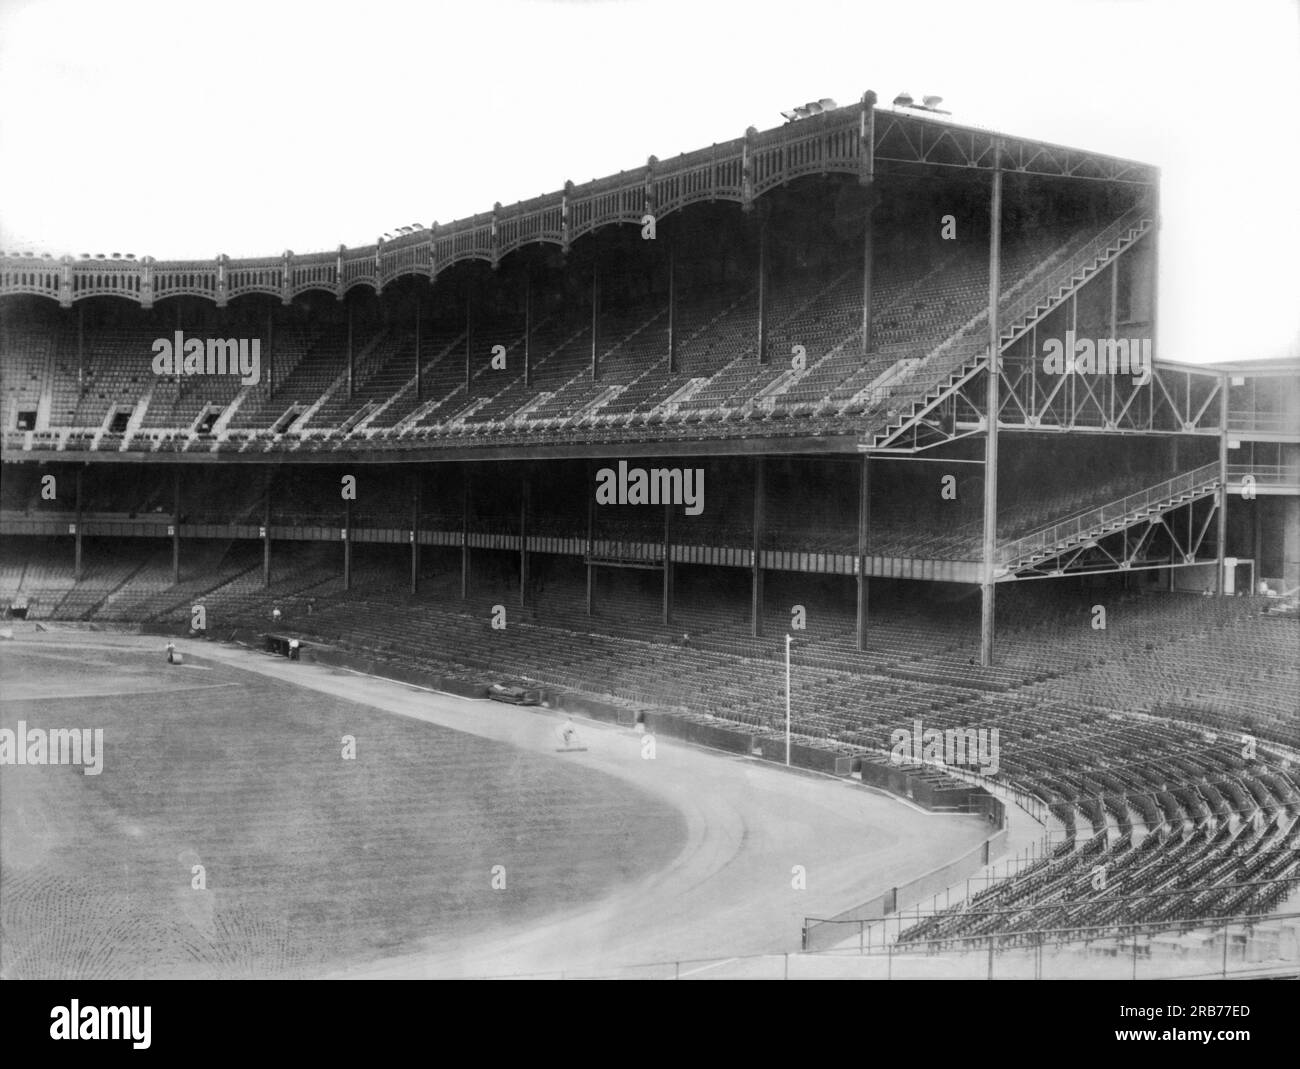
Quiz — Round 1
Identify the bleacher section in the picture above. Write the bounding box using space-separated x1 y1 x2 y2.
1 319 63 426
2 212 1139 450
9 535 1292 749
2 527 1295 941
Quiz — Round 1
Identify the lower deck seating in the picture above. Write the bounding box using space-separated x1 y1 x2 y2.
6 534 1294 940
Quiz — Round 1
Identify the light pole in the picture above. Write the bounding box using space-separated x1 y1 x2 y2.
785 633 792 766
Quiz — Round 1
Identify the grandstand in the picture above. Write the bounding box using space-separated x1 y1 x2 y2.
2 92 1298 968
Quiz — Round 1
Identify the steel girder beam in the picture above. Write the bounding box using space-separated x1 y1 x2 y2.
871 112 1156 184
985 348 1224 434
867 423 986 454
1149 364 1224 433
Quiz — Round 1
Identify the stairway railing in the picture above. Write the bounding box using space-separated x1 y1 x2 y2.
998 461 1221 567
996 207 1150 346
864 207 1152 435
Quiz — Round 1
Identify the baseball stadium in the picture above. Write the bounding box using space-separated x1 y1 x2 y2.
1 92 1298 979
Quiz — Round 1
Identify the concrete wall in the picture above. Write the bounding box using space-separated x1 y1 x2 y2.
803 828 1009 952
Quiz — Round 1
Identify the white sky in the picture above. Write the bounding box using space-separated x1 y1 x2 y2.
1 0 1297 364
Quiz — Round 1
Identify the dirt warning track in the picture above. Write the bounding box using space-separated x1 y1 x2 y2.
1 630 988 979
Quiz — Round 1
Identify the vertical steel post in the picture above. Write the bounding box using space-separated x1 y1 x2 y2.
171 467 181 584
751 457 764 636
1150 179 1160 368
1030 322 1038 422
1253 501 1262 587
1218 373 1229 594
662 500 673 626
464 292 473 390
856 454 869 650
342 499 352 591
1069 291 1078 426
262 471 271 589
980 150 1003 668
74 466 84 580
667 238 677 373
591 261 600 380
519 471 528 607
77 305 85 388
461 466 471 599
1108 258 1119 426
586 462 596 616
523 274 533 388
757 217 769 364
785 634 792 766
861 190 877 356
410 473 420 595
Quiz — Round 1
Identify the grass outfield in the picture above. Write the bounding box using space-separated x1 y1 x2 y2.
0 637 687 979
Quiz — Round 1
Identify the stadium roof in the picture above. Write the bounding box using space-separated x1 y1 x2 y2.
0 92 1158 308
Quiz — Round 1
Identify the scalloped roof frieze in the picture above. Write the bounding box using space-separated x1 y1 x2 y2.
0 101 1156 307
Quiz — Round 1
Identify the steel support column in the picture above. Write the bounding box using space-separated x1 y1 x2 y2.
667 239 677 373
979 153 1003 668
410 473 420 595
267 309 275 394
591 262 600 379
861 189 878 356
1029 322 1038 419
1108 258 1118 425
662 502 673 626
520 472 529 608
586 462 595 615
1150 183 1160 366
1069 291 1078 425
414 293 422 402
1217 373 1229 594
757 217 769 364
856 454 870 650
752 457 765 636
461 466 471 599
76 305 85 388
171 467 181 585
523 274 533 388
347 304 354 400
1253 505 1263 588
464 293 473 390
74 466 83 580
262 471 271 589
342 500 352 592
